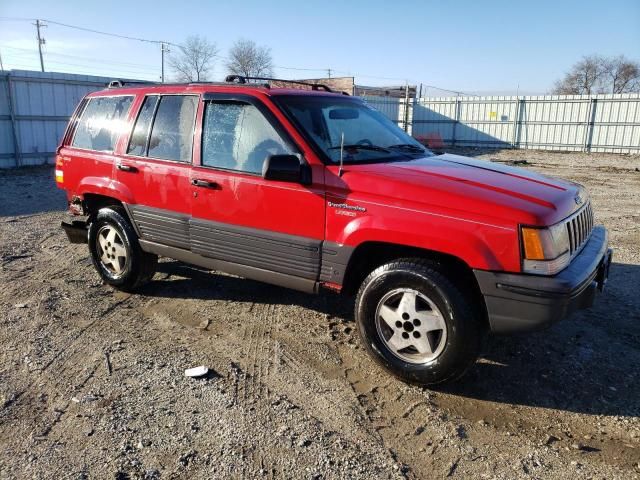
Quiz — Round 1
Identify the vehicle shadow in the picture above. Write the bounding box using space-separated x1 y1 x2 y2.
141 260 353 319
440 261 640 418
144 260 639 417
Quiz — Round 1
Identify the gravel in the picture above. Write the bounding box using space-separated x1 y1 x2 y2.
0 150 639 479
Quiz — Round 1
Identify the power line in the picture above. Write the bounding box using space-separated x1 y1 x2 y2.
41 18 173 46
2 52 159 78
0 44 159 70
420 84 478 97
1 16 476 93
2 53 157 73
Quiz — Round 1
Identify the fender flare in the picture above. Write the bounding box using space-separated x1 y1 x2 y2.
78 177 135 205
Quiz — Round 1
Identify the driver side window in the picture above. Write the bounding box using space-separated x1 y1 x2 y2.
202 101 292 174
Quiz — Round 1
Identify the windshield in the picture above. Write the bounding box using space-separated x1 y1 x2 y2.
274 95 433 164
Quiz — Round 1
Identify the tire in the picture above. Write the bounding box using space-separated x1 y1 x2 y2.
355 258 482 385
88 206 157 292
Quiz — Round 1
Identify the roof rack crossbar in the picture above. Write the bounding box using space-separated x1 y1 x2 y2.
225 75 335 92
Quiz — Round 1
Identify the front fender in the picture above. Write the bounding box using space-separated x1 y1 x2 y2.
335 214 519 272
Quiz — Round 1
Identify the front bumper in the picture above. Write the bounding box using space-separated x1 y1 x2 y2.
474 226 611 334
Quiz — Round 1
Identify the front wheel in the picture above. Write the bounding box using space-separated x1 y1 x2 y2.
355 258 482 385
88 207 157 292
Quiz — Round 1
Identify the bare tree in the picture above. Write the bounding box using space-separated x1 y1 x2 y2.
552 55 607 95
169 36 218 82
552 54 640 95
603 55 640 93
226 39 274 78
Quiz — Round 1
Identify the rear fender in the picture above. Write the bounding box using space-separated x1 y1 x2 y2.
77 177 135 205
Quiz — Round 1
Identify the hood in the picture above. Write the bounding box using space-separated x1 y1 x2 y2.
333 153 585 226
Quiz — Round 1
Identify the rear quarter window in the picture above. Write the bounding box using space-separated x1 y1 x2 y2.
72 96 134 152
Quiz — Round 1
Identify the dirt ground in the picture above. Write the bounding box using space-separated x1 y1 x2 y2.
0 149 639 479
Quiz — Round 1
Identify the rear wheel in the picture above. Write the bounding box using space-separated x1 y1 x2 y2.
88 207 157 291
355 258 482 385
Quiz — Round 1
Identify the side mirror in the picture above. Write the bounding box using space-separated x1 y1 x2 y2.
262 154 311 185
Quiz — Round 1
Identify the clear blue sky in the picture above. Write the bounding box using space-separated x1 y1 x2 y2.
1 0 639 94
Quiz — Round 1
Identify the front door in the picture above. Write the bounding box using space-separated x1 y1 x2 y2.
190 94 325 284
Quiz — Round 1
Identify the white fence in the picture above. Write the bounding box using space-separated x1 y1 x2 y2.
0 70 115 168
1 70 639 169
365 94 640 153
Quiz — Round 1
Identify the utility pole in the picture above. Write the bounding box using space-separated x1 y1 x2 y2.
327 68 332 78
34 19 46 72
0 47 4 71
161 42 170 83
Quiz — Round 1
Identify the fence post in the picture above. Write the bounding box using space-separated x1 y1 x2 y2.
511 97 521 148
5 73 22 167
451 97 461 147
584 98 597 152
403 83 410 132
409 93 416 136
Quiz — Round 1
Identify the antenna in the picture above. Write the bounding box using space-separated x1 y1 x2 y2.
339 132 345 177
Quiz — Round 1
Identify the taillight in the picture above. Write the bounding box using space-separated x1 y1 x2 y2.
55 156 64 184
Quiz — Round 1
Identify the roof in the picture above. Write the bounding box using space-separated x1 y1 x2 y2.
87 83 350 98
87 76 352 98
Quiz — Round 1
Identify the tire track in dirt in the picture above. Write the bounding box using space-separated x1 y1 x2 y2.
241 302 280 479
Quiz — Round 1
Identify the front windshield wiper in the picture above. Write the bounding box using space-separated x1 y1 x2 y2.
328 144 392 153
387 143 426 153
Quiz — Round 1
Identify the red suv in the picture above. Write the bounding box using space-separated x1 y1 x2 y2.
56 76 612 385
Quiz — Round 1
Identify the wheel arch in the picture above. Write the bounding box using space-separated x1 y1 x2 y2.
340 241 488 328
78 177 134 217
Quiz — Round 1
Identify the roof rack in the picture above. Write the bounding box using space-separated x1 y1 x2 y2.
106 76 345 94
107 79 157 89
106 78 269 89
225 75 335 92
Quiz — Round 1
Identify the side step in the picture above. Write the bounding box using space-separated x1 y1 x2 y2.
61 220 88 244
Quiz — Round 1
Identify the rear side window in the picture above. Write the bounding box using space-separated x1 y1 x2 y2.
147 95 198 162
72 96 133 151
202 101 291 174
127 96 159 156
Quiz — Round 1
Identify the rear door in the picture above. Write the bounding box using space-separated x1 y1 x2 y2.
190 93 325 283
115 94 198 250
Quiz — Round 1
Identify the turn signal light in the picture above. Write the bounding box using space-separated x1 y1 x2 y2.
521 228 545 260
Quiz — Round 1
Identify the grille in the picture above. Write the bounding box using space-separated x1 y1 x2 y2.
566 203 594 256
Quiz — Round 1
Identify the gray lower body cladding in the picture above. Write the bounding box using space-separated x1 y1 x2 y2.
320 242 353 284
190 218 321 280
128 204 190 250
125 204 355 290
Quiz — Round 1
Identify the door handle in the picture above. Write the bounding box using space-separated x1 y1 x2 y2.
117 163 138 172
191 179 220 189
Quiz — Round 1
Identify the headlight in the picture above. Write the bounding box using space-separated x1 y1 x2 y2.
521 222 570 275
